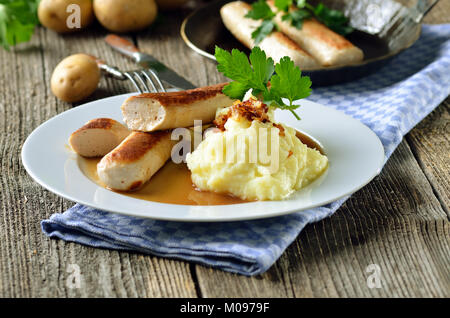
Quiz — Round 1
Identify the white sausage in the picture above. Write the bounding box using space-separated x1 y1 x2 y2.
97 131 175 191
220 1 320 70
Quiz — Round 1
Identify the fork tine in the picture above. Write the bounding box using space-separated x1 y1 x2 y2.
122 69 166 94
124 72 143 93
147 69 166 92
133 71 150 93
140 71 157 93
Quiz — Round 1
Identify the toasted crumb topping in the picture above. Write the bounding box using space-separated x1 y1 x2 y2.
272 123 285 136
214 98 286 136
214 98 270 131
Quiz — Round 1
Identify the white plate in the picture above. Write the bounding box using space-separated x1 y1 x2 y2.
22 93 384 222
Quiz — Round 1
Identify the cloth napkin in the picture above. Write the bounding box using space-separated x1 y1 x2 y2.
41 24 450 276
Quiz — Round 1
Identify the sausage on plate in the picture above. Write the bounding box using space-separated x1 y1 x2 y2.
97 131 175 191
121 83 234 132
69 118 130 157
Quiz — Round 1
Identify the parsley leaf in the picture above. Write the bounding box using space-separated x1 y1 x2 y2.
215 46 274 99
245 0 277 45
296 0 306 8
215 46 312 120
282 8 311 29
222 81 250 100
249 45 275 88
245 0 353 42
245 0 274 20
251 19 276 45
271 56 312 103
274 0 292 12
0 0 40 50
313 3 353 35
216 47 252 83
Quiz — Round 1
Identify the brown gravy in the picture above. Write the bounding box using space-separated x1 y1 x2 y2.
78 158 249 206
78 131 324 206
296 131 325 155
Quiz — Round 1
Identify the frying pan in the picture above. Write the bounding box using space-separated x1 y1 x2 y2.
181 0 439 86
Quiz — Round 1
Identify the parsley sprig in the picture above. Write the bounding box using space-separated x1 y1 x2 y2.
311 3 354 35
0 0 40 50
246 0 353 44
244 0 277 45
215 46 312 120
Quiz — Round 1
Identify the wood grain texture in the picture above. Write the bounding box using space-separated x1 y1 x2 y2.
421 0 450 24
136 6 228 88
0 0 448 298
0 22 196 298
406 98 449 216
194 141 450 298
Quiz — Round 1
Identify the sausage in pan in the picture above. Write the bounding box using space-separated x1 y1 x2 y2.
220 1 320 70
267 0 364 67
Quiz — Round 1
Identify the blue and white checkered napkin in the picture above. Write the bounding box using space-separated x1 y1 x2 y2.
41 25 450 276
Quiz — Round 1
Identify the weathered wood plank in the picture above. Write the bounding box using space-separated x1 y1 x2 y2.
191 1 450 297
139 2 450 298
195 140 450 297
135 7 227 88
0 0 448 298
0 22 196 298
406 98 449 216
422 0 450 24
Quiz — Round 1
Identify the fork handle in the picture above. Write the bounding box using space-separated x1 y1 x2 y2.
105 34 140 60
88 54 126 80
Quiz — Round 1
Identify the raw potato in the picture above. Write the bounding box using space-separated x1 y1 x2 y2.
93 0 158 33
155 0 189 10
51 54 101 103
38 0 94 33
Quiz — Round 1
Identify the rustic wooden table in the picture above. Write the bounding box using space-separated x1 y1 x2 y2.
0 1 448 298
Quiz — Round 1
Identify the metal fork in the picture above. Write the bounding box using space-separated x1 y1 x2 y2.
92 56 166 94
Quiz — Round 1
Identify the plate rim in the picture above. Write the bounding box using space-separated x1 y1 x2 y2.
21 93 385 222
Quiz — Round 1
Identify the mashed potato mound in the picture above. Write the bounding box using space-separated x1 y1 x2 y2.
186 99 328 201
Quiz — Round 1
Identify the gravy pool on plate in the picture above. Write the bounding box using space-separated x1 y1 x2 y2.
78 128 324 206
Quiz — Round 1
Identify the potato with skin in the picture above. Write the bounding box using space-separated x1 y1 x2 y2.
155 0 189 10
51 54 101 103
93 0 158 33
38 0 94 33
